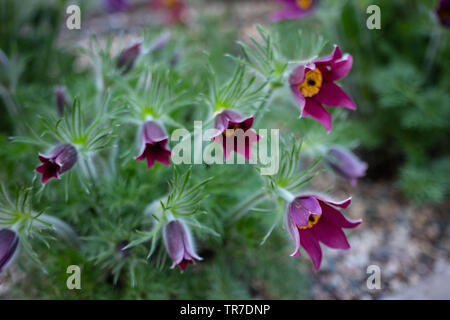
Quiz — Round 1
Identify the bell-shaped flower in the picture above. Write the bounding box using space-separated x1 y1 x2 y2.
54 86 68 116
36 144 78 184
163 220 202 272
289 45 355 132
270 0 317 21
286 194 361 270
213 110 260 161
135 120 171 169
0 229 19 273
327 146 367 187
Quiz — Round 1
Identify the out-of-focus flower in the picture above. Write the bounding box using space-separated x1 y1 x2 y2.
163 220 202 272
136 120 171 169
213 110 260 161
327 146 367 187
36 144 78 184
150 0 189 25
0 229 19 274
54 86 68 116
117 42 142 74
270 0 317 21
437 0 450 27
103 0 130 13
286 194 361 270
149 31 171 53
289 45 355 132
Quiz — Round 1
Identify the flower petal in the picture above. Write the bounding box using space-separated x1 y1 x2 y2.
302 98 332 132
300 229 322 271
290 196 322 227
321 203 362 229
313 219 350 250
290 85 306 114
314 82 356 110
285 211 301 257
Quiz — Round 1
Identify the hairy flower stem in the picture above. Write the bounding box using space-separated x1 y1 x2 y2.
254 87 275 124
37 214 80 247
227 190 268 226
277 187 295 203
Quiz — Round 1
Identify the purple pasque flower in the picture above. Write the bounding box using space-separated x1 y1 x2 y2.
103 0 130 13
213 110 260 161
327 146 367 187
437 0 450 27
163 220 202 272
135 120 171 169
286 194 361 270
117 42 142 74
36 144 78 184
270 0 317 21
0 229 19 273
289 45 356 132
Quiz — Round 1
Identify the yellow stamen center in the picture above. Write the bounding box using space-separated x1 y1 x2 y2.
162 0 177 8
223 124 240 138
297 68 322 98
297 214 321 230
296 0 313 10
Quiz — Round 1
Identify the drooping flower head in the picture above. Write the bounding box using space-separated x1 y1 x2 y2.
289 45 355 132
117 42 142 74
136 120 171 169
270 0 317 21
36 144 78 184
163 220 202 272
103 0 130 13
0 229 19 274
149 0 189 25
213 110 260 161
286 194 361 270
327 146 367 187
437 0 450 27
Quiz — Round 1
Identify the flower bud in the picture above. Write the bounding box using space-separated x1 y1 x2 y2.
327 146 367 187
0 229 19 273
163 220 202 272
135 121 171 169
36 144 78 184
54 86 68 116
149 31 171 53
117 42 142 74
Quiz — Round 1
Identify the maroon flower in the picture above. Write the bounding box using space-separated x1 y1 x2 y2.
270 0 317 21
0 229 19 274
437 0 450 27
289 45 355 132
149 0 189 25
36 144 78 184
163 220 202 272
213 110 260 161
136 121 171 169
286 194 361 270
327 146 367 187
117 42 142 74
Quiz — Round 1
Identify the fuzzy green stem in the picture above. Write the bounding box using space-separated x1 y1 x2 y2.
227 189 268 225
